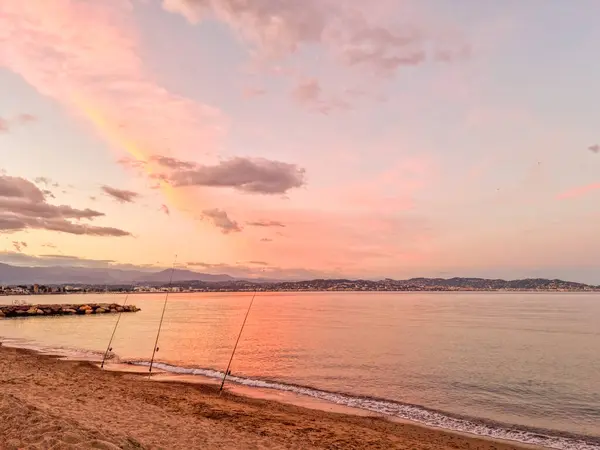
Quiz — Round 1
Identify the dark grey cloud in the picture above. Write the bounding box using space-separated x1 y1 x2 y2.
247 220 285 227
34 177 58 188
0 175 46 202
0 216 130 236
0 175 131 237
589 144 599 154
40 254 115 263
0 251 153 270
202 208 242 234
186 261 239 270
117 156 147 170
186 262 219 268
35 177 51 185
150 155 196 170
248 261 269 266
12 241 27 252
167 157 306 195
0 198 102 220
101 186 140 203
122 153 306 195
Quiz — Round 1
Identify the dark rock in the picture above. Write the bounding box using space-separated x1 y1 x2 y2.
0 303 139 318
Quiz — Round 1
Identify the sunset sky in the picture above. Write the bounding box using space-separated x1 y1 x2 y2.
1 0 599 282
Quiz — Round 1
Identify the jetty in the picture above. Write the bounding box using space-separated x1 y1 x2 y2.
0 303 140 318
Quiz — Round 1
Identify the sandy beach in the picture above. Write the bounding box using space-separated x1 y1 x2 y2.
0 345 541 450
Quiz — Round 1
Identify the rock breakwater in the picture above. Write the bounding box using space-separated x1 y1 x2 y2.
0 303 140 318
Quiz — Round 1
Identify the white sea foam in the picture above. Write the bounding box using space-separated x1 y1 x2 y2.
132 360 600 450
0 337 106 361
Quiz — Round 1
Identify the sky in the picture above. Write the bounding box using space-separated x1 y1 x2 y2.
1 0 599 282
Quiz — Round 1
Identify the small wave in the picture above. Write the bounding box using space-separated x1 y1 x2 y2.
0 337 107 362
130 360 600 450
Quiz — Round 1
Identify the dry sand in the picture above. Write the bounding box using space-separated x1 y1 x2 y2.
0 345 539 450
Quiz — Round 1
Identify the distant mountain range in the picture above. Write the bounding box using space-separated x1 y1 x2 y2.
141 268 236 284
0 262 597 291
0 263 236 285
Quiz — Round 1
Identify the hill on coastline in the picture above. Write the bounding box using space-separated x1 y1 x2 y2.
0 262 597 290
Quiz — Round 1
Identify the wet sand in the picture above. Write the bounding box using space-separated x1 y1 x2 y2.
0 345 540 449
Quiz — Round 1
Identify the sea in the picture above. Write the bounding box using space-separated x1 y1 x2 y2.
1 291 599 449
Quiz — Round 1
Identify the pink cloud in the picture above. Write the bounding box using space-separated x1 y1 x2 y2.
0 1 225 167
17 113 36 124
162 0 468 74
557 183 600 200
242 86 266 98
291 78 352 114
293 78 322 103
0 113 37 132
201 208 242 234
162 0 468 122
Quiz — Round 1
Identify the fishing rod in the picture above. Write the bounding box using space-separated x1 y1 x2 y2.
219 288 258 394
100 283 135 369
148 255 177 377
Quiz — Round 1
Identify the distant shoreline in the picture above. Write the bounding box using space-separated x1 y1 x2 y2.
2 273 597 295
2 287 599 297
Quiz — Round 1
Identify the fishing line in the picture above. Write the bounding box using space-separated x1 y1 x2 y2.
148 255 178 377
100 282 135 369
219 288 257 394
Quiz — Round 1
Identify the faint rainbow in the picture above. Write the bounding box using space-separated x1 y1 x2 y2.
71 96 194 213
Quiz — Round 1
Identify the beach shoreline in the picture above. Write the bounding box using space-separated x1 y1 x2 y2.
0 344 542 450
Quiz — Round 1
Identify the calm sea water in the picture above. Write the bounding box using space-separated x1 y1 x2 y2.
1 292 599 449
